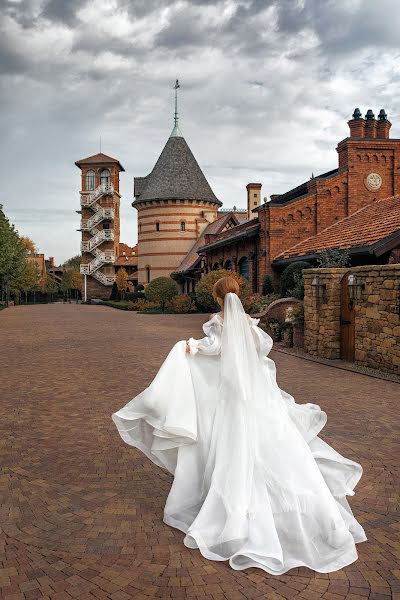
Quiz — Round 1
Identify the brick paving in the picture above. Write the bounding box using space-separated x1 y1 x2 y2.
0 304 399 600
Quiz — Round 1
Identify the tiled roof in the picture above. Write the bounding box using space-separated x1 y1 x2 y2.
133 135 221 205
274 195 400 261
198 218 260 253
75 152 125 171
173 213 239 274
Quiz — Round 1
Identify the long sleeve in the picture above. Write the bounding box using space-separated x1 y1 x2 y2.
188 315 222 356
247 315 273 357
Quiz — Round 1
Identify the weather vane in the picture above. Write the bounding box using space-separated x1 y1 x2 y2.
174 79 180 126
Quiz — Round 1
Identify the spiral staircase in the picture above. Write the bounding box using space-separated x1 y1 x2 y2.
79 183 116 285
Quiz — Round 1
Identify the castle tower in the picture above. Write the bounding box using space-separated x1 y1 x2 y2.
75 152 125 300
133 81 222 285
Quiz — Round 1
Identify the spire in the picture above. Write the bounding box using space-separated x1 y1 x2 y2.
170 79 183 138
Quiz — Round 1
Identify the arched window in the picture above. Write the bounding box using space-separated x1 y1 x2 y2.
180 221 185 231
155 222 160 231
86 170 95 191
238 256 249 280
224 259 232 271
100 169 111 187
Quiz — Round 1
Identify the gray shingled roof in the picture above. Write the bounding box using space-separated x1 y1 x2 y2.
133 135 221 205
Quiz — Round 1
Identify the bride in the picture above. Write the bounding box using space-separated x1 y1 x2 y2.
112 276 367 575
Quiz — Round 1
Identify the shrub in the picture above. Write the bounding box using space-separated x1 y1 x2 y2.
280 261 312 297
170 294 196 313
242 293 268 315
287 271 305 300
131 299 159 311
144 277 179 311
126 291 146 302
316 248 350 268
195 270 249 312
262 274 274 295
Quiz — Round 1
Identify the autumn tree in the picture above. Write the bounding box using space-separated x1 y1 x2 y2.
20 236 37 255
18 260 41 304
0 205 26 307
116 268 129 300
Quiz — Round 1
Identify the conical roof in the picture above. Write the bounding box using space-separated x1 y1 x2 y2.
133 133 221 205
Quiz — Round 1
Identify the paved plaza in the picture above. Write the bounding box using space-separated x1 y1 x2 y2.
0 304 399 600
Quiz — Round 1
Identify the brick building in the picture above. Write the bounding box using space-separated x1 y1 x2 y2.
75 153 137 300
199 108 400 292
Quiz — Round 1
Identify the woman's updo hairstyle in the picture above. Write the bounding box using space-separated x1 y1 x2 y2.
213 276 240 301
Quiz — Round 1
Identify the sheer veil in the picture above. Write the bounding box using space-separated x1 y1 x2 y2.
194 292 289 557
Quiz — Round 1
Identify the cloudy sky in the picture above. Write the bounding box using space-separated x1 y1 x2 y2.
1 0 400 264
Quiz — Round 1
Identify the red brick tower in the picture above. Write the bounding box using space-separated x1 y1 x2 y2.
75 153 125 300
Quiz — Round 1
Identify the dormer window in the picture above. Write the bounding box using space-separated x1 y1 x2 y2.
86 170 95 191
100 169 111 186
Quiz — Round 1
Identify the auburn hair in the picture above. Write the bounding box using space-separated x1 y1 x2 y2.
213 276 240 300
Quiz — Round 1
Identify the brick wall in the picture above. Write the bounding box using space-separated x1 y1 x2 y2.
303 265 400 375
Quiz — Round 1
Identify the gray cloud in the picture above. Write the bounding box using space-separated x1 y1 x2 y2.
1 0 400 263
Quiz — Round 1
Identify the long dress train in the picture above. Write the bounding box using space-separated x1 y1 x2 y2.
112 299 367 575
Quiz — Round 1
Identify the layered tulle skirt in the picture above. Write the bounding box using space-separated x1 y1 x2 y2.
112 340 367 575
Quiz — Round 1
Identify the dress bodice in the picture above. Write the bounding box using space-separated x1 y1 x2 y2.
188 311 273 357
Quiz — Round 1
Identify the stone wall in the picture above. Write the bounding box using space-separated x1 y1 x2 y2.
303 265 400 375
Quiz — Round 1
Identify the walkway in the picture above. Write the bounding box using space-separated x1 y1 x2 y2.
0 305 399 599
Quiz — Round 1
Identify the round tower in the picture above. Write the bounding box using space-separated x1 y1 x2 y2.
133 81 222 285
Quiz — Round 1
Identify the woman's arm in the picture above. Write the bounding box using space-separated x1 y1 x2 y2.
186 316 222 356
247 315 273 357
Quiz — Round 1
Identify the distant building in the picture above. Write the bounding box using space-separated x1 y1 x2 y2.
75 153 137 300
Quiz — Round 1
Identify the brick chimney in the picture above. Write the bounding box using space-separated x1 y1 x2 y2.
246 183 262 220
348 108 365 137
364 109 377 138
49 257 55 267
376 108 392 139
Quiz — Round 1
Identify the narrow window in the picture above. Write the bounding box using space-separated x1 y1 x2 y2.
86 170 95 191
156 222 160 231
146 266 150 283
180 221 185 231
100 169 111 187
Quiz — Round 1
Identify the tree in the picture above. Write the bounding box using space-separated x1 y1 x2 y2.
145 276 179 311
18 260 41 304
60 269 73 302
195 270 248 312
262 274 274 295
316 248 351 268
20 236 37 255
280 261 312 297
70 269 82 302
116 268 129 300
64 255 81 270
0 205 26 307
42 272 59 302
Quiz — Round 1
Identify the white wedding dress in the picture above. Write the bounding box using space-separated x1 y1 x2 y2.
112 292 367 575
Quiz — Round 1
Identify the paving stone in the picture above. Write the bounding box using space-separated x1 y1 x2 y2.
0 304 399 600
